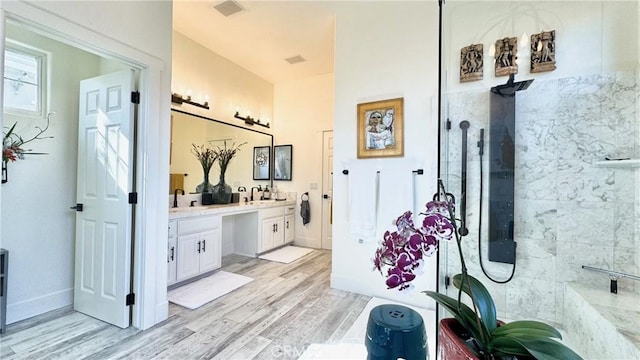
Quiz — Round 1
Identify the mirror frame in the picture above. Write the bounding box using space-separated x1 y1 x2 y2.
273 144 293 181
170 108 274 188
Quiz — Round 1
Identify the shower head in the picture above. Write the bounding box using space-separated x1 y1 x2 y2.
491 74 534 97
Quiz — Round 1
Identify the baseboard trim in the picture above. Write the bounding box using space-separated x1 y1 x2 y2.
7 288 73 324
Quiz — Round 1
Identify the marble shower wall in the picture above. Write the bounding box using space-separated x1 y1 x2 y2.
443 72 639 326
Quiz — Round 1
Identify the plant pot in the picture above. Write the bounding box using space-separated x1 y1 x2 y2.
211 174 232 204
196 172 215 193
439 318 479 360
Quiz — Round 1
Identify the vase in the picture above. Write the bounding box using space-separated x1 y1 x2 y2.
196 172 215 194
211 173 232 204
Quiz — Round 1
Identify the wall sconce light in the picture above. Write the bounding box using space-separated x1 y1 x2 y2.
234 111 270 128
171 92 210 110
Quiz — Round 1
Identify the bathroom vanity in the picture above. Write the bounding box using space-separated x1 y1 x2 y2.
167 200 296 287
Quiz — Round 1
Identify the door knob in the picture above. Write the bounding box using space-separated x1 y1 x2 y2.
323 194 330 199
70 203 84 212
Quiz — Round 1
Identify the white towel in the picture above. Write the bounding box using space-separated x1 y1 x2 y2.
348 161 378 243
378 161 415 239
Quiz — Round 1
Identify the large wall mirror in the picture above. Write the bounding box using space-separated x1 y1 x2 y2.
170 109 273 194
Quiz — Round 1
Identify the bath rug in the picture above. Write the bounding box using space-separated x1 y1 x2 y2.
168 271 253 309
258 245 314 264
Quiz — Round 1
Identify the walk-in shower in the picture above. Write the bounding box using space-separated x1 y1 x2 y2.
440 2 639 357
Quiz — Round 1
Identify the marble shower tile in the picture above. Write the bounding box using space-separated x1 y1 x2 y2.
514 199 557 243
556 201 615 245
614 202 636 248
556 241 614 286
505 276 556 323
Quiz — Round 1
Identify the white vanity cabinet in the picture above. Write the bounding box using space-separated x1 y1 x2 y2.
284 205 295 244
259 204 296 253
167 221 177 286
175 215 221 283
260 207 285 252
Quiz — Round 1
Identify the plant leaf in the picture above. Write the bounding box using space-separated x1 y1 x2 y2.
506 336 584 360
423 291 484 345
492 320 562 339
452 274 497 334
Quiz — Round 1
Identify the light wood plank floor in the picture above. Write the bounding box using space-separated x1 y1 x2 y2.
1 249 372 359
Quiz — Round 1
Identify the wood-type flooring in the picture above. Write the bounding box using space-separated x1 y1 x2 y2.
1 249 371 359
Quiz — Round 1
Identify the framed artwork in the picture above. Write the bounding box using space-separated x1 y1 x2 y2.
357 97 404 159
274 145 292 181
253 146 270 180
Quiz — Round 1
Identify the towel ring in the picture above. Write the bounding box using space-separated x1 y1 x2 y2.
301 192 309 201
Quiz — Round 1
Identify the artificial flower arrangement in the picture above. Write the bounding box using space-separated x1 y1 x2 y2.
211 140 247 175
2 112 54 162
191 143 218 177
373 180 582 360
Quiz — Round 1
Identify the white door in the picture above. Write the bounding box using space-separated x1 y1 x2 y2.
321 131 333 249
74 70 135 328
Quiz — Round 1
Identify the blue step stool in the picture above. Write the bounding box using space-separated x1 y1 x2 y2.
365 304 428 360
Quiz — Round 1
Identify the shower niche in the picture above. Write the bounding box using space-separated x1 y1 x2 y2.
488 75 533 264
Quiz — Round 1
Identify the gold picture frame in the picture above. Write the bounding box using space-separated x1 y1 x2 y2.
357 97 404 159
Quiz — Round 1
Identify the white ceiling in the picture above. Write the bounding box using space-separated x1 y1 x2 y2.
173 0 337 84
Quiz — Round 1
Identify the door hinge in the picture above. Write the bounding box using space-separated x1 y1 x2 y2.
445 118 452 130
131 91 140 104
126 293 135 306
129 192 138 204
444 275 451 289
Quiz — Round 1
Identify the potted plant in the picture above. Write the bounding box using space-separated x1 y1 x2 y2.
373 179 582 360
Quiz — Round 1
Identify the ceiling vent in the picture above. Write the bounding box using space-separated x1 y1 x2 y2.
285 55 306 65
213 0 244 17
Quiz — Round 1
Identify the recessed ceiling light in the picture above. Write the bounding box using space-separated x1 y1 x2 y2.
213 0 244 17
285 55 306 65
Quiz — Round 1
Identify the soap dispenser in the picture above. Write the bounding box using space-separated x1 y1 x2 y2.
263 185 271 200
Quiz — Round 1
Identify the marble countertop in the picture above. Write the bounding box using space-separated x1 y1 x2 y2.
169 199 295 219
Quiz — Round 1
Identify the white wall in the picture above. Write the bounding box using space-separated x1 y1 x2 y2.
331 2 440 308
273 73 334 248
172 31 274 130
1 0 172 329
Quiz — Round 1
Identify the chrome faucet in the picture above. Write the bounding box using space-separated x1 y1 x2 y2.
173 188 184 208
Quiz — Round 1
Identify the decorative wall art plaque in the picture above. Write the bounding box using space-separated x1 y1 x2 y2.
494 37 518 77
460 44 483 82
531 30 556 73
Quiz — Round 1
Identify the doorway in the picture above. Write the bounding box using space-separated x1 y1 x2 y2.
0 10 155 329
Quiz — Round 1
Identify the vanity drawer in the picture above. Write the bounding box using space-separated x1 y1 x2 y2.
178 215 220 235
284 205 295 215
261 206 284 219
168 221 177 237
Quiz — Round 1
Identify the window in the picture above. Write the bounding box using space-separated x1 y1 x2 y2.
3 41 47 117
